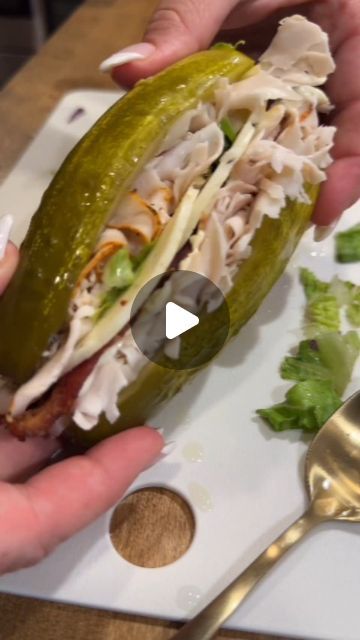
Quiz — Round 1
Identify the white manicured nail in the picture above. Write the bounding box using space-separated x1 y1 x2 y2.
143 439 176 470
99 42 155 72
314 220 338 242
161 440 177 456
0 215 13 260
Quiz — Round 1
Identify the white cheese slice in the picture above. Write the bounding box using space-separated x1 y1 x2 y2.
193 118 256 222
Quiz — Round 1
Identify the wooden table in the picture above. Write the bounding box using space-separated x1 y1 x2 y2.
0 1 287 638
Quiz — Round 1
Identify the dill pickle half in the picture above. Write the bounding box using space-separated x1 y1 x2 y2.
69 185 318 448
0 47 254 384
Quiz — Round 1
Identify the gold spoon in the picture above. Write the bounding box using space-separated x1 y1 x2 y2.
173 390 360 640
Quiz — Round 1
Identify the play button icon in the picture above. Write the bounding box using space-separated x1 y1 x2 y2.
165 302 199 340
130 270 230 371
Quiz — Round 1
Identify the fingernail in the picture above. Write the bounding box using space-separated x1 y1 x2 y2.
314 220 338 242
0 215 13 260
99 42 156 73
143 439 176 470
161 440 177 456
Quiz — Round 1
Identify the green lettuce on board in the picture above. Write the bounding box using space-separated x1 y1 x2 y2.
300 268 360 330
335 223 360 263
257 380 343 434
258 269 360 433
281 332 360 395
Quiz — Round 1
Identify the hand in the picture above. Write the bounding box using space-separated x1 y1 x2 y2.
111 0 360 226
0 245 163 574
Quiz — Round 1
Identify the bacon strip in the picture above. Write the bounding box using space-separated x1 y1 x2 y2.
3 345 112 440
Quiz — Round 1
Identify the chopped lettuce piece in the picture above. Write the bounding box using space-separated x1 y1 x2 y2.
257 380 342 433
317 331 360 394
300 268 360 330
346 285 360 327
220 117 237 144
328 276 353 306
300 267 329 300
281 332 360 395
306 294 340 336
259 267 359 435
281 340 332 384
336 223 360 263
96 243 156 321
103 248 135 289
332 279 360 328
300 269 341 335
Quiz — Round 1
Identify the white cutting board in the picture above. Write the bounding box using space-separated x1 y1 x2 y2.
0 90 359 640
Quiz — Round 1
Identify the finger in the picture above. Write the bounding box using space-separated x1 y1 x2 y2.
0 428 59 482
221 0 312 30
111 0 317 86
0 242 18 294
0 427 163 574
112 0 239 86
312 9 360 224
313 157 360 225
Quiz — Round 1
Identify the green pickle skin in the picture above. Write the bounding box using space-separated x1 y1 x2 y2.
70 185 318 448
0 47 254 384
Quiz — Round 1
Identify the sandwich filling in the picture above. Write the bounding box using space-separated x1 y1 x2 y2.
4 16 337 436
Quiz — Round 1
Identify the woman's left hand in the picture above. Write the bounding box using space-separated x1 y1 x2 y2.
0 243 163 575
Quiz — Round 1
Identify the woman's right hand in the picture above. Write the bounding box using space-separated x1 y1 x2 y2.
107 0 360 228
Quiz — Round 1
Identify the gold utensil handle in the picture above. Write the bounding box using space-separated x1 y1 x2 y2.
172 509 319 640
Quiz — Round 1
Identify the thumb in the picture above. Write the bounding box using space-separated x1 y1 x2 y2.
110 0 239 87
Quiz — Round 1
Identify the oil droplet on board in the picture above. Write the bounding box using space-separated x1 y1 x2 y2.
182 441 204 463
188 482 213 512
177 585 202 611
180 417 191 430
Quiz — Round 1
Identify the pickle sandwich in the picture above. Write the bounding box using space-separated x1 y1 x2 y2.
0 16 337 444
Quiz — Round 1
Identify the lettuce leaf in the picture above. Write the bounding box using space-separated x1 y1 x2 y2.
300 268 340 335
300 267 329 300
258 268 360 434
257 380 342 433
335 223 360 263
281 340 332 384
330 279 360 328
316 331 360 394
346 285 360 328
300 268 360 330
305 294 340 336
328 276 353 305
97 244 157 320
103 248 135 289
220 117 237 144
281 332 360 395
